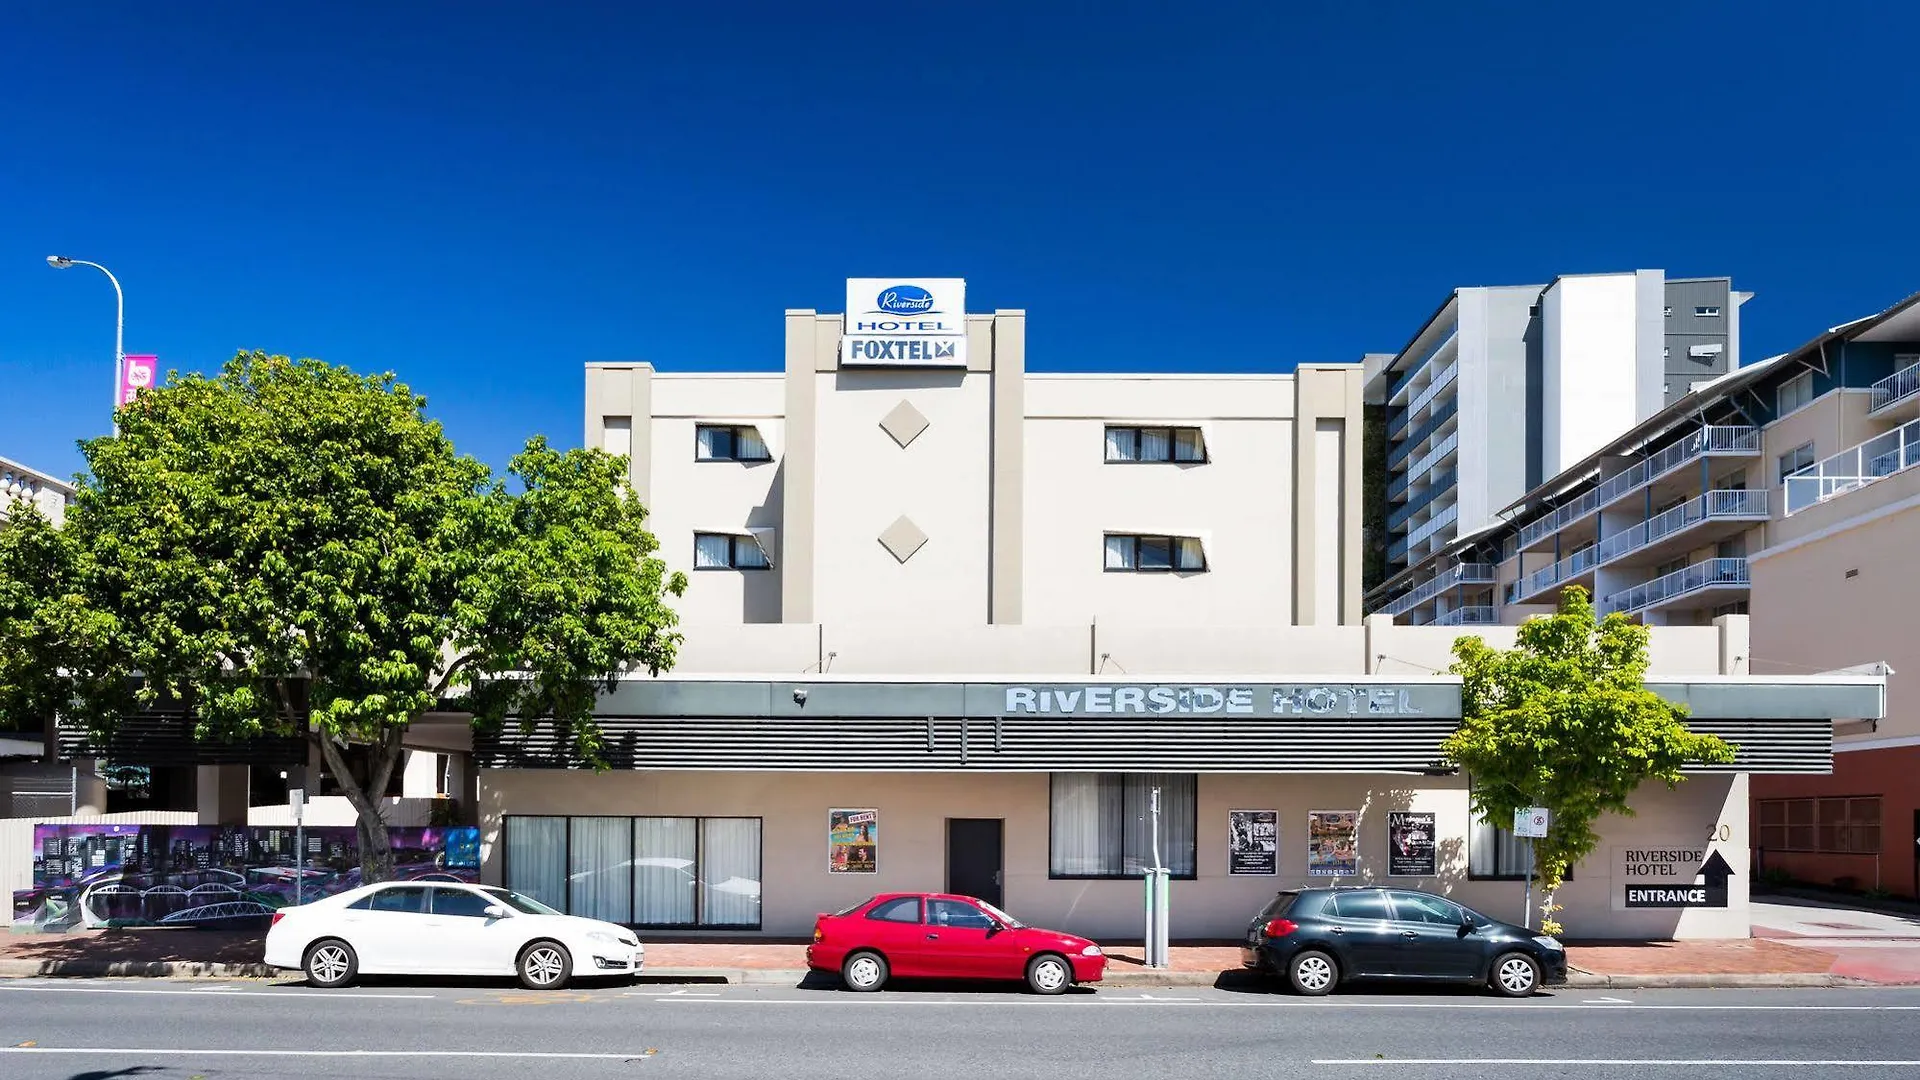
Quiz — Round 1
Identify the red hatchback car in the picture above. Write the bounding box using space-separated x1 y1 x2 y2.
807 892 1107 994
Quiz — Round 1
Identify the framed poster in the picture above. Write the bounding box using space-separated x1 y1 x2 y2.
1228 809 1278 875
1307 809 1360 876
828 808 879 874
1387 811 1437 876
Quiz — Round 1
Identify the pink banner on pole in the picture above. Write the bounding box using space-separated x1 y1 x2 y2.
119 354 159 406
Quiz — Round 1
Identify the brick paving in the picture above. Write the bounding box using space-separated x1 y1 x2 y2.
10 928 1915 983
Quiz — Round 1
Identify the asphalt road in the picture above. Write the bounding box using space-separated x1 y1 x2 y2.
4 977 1920 1079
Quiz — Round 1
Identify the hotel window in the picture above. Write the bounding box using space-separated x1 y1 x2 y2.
1695 305 1721 318
694 532 771 570
1104 534 1207 572
1776 372 1814 416
1777 441 1815 483
1105 426 1207 463
1049 773 1197 879
1468 804 1573 881
695 424 771 462
504 815 763 928
1758 797 1881 854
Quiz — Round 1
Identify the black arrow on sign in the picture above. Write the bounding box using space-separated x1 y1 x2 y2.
1698 850 1734 908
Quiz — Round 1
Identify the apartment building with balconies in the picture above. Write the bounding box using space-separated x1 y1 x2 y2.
1366 272 1749 584
1371 288 1920 632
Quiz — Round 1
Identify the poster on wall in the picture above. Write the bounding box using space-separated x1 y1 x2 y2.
828 808 879 874
1387 811 1437 876
1228 810 1278 875
1307 810 1360 876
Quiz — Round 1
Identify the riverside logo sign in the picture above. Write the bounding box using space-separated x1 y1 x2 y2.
842 278 968 368
1611 846 1735 910
999 684 1442 717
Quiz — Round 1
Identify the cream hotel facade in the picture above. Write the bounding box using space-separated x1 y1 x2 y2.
474 279 1882 942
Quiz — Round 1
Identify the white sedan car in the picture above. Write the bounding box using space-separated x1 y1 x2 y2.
264 880 643 990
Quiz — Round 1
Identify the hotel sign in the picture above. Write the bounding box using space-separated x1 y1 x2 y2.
841 278 968 368
997 684 1453 718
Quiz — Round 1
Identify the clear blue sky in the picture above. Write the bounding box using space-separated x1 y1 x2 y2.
4 2 1915 481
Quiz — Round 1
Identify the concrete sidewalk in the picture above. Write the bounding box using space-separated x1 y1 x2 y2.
4 928 1913 988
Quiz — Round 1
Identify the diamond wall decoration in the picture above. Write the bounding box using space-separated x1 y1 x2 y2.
879 399 930 448
877 515 929 563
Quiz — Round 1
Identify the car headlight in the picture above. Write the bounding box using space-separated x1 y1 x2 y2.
589 931 623 945
1531 936 1563 951
1080 944 1103 957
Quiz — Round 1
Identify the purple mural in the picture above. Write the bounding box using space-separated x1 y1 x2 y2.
12 823 481 932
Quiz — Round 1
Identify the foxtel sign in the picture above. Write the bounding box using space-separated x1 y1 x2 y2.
1001 685 1433 717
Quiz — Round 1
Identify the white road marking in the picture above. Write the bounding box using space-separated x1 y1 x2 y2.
1313 1053 1920 1060
625 989 720 997
1581 996 1633 1004
0 983 434 1000
0 1048 654 1060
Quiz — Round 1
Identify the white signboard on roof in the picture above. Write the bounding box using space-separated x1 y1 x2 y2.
841 278 967 368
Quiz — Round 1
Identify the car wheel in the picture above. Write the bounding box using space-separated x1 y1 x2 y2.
518 940 573 990
1489 952 1541 998
303 939 358 989
841 950 889 992
1287 949 1339 996
1026 953 1072 995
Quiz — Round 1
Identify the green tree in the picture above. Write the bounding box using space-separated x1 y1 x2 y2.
0 352 687 878
1441 586 1736 934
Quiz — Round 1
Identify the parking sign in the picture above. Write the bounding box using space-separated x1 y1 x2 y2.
1514 807 1550 839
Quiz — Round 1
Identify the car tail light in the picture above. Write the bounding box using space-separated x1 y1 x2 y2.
813 924 824 943
271 912 286 927
1263 919 1298 938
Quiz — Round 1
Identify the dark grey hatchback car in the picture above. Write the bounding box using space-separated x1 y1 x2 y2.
1241 886 1568 997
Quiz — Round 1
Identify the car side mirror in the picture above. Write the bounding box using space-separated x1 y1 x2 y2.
484 905 509 919
1459 915 1476 932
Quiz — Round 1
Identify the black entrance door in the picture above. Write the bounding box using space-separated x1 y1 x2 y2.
947 818 1004 908
1912 809 1919 900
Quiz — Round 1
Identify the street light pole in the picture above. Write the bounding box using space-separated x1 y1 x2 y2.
46 256 125 435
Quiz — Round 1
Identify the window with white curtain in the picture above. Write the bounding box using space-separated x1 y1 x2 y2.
505 815 761 927
1104 534 1207 572
693 532 770 570
1049 773 1197 879
695 424 772 462
568 817 631 924
504 816 567 912
1467 804 1573 881
1104 426 1208 464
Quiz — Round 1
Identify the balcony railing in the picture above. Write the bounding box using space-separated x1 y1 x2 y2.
1387 328 1460 404
1517 487 1604 549
1594 489 1770 566
1785 418 1920 514
1601 558 1750 616
1595 426 1762 509
1387 397 1459 468
1405 431 1461 484
1869 359 1920 415
1389 468 1459 530
1517 544 1598 600
1388 535 1410 563
1380 561 1500 616
1434 606 1499 626
1406 502 1458 549
1405 359 1460 423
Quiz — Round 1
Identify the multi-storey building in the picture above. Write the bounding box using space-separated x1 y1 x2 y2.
1368 287 1920 899
457 279 1875 943
1367 272 1750 579
0 455 73 527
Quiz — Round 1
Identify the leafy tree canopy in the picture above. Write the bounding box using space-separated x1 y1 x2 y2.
1441 586 1735 934
0 352 687 877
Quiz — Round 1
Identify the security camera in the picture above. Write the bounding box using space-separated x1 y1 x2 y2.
792 688 808 705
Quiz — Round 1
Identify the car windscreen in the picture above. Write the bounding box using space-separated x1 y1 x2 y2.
976 900 1025 929
1255 892 1299 922
484 887 563 916
831 897 874 917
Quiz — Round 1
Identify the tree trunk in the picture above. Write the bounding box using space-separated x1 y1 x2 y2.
316 727 406 883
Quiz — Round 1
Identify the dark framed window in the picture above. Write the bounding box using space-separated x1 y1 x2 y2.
695 424 772 462
430 887 494 918
1104 534 1207 572
503 814 763 929
1777 441 1815 482
1105 426 1206 463
1759 797 1881 854
348 885 429 913
694 532 771 570
1048 773 1198 879
1467 807 1573 882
